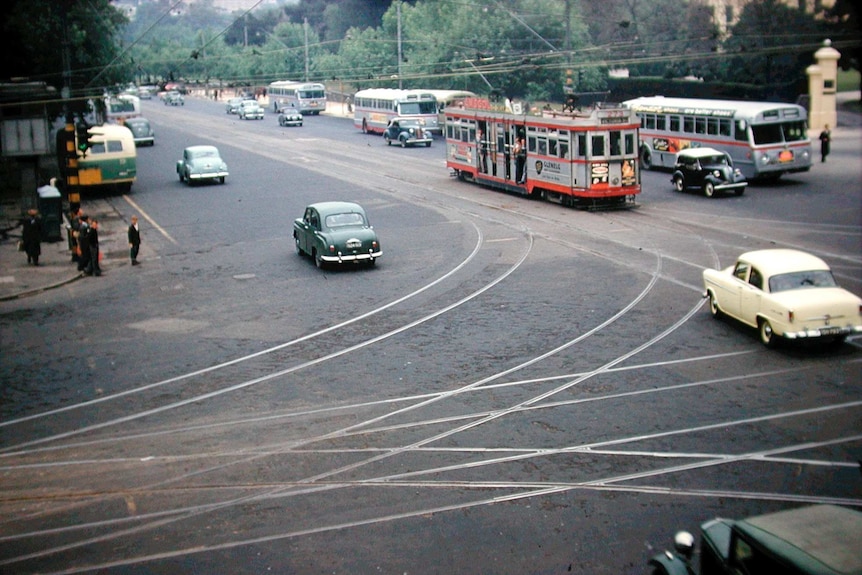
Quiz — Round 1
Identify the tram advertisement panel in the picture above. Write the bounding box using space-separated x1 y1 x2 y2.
591 162 609 187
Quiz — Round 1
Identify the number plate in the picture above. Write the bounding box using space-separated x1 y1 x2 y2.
819 327 843 336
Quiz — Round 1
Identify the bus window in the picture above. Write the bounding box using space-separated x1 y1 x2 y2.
708 118 720 135
656 115 666 131
610 131 621 156
719 119 732 137
751 123 783 144
645 114 656 130
669 115 680 132
735 120 748 142
591 134 605 157
783 121 807 142
683 116 694 133
108 140 124 153
695 117 707 134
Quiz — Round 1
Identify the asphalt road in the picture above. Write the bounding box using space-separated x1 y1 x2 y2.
0 95 860 575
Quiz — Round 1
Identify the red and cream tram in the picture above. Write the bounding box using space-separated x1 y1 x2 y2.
445 99 641 209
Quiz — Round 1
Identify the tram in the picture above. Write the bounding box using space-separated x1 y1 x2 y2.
445 99 641 209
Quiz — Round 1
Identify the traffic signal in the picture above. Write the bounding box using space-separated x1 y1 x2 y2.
76 123 93 154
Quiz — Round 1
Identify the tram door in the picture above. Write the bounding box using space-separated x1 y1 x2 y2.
490 121 524 181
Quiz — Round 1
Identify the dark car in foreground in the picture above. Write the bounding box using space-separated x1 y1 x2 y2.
671 148 746 197
293 201 381 268
383 117 433 147
124 117 154 146
277 106 303 127
649 504 862 575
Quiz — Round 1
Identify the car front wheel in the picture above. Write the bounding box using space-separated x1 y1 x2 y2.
759 318 777 347
703 181 715 197
673 176 684 192
385 136 392 146
400 138 407 148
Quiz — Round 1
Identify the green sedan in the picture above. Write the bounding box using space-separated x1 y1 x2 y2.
293 201 382 268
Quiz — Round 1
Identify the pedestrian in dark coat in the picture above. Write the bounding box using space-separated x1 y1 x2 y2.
77 215 91 273
128 215 141 265
85 219 101 276
22 208 42 265
819 124 831 162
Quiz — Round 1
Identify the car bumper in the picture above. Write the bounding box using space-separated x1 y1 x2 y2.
321 250 382 263
404 137 433 146
713 181 747 191
189 171 228 180
783 325 862 340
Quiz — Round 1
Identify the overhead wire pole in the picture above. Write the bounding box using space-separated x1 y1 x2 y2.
397 0 403 89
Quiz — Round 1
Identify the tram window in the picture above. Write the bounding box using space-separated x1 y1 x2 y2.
468 127 476 144
610 132 621 156
537 138 547 156
577 134 587 158
549 139 558 157
560 141 569 158
625 133 635 155
591 134 605 157
683 116 694 133
670 115 680 132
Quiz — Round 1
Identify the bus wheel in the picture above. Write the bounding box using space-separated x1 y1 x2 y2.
640 148 652 170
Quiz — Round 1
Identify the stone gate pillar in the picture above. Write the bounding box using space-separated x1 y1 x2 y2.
806 39 840 133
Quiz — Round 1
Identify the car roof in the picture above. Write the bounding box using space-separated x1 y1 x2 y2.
678 147 726 158
186 145 220 154
737 249 830 275
308 201 366 215
734 505 862 575
125 117 149 125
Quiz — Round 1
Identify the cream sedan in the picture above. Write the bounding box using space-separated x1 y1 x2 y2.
703 249 862 347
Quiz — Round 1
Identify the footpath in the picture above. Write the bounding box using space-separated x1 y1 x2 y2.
0 92 858 301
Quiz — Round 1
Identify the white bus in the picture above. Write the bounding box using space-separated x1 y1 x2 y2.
353 88 440 135
424 90 477 111
105 94 141 124
623 96 812 180
267 81 326 114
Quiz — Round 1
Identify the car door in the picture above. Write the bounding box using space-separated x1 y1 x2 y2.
721 261 750 319
297 207 318 254
739 265 765 327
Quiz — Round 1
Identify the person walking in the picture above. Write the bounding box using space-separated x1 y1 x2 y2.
21 208 42 266
84 218 101 277
128 215 141 265
819 124 831 162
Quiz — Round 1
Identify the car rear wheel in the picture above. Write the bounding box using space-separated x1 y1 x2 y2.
400 138 407 148
735 186 745 196
385 136 392 146
673 176 684 192
703 181 715 197
759 318 777 347
294 237 303 255
314 250 324 269
708 292 723 318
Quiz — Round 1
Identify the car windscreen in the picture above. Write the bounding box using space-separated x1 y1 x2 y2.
702 155 728 166
325 212 365 228
768 270 838 293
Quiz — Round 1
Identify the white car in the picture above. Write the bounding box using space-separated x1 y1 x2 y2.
703 249 862 347
238 100 264 120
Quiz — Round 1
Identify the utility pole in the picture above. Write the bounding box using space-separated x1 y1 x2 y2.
397 1 403 89
304 18 309 81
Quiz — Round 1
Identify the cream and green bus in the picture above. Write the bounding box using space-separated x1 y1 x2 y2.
77 124 137 192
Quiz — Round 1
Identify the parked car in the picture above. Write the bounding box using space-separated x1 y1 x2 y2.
164 91 184 106
225 97 244 114
383 117 433 147
702 248 862 347
238 100 264 120
671 148 746 197
648 504 862 575
176 145 228 185
124 117 154 147
278 106 303 127
293 201 382 268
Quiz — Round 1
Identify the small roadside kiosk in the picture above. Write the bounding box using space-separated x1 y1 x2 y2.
36 183 62 242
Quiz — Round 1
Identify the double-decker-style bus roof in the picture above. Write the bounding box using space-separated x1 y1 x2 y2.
624 96 806 121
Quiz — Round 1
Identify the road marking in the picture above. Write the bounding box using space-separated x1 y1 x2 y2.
122 194 179 245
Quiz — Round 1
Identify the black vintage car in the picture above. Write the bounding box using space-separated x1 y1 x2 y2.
383 117 433 148
671 148 746 197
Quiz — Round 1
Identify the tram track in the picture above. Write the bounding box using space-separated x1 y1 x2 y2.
2 103 858 573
